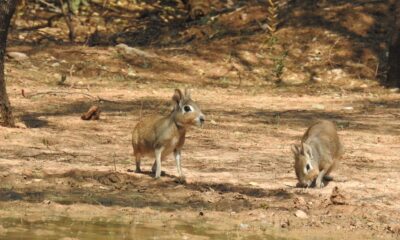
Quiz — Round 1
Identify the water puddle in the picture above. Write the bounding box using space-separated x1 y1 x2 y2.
0 217 293 240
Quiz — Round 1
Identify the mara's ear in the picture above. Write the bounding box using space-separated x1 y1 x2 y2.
184 88 191 99
172 89 183 105
302 143 313 159
291 145 300 155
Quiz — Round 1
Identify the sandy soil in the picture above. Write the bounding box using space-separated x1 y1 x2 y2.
1 44 400 240
1 0 400 239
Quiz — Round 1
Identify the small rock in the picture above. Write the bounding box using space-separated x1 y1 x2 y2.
312 104 325 110
210 120 217 125
389 88 399 93
1 172 9 178
42 200 51 205
360 84 368 88
342 106 354 111
281 69 309 84
239 223 249 230
51 62 60 67
15 122 27 129
199 211 204 216
387 224 400 234
312 76 322 82
127 70 137 77
248 182 258 186
330 186 347 205
7 52 29 61
115 44 157 58
295 210 308 219
261 23 269 31
293 196 306 208
281 219 290 228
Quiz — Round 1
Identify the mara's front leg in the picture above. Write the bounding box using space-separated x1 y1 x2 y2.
315 169 327 188
174 149 185 183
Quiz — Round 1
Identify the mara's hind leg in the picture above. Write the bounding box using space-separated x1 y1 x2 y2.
152 160 156 174
323 161 337 181
135 154 142 173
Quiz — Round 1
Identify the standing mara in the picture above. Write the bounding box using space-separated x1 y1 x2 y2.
132 89 205 181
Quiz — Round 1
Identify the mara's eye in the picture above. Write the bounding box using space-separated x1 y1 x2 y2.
305 163 311 172
183 105 192 113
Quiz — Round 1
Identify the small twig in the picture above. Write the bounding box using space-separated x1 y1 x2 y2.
374 62 379 78
70 86 90 91
139 100 144 121
18 14 63 32
113 153 117 172
21 151 90 158
28 90 97 99
26 90 117 103
69 64 75 77
327 39 341 68
97 96 118 103
37 0 61 12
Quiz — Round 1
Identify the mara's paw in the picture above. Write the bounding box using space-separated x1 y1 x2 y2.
175 176 187 184
154 174 161 179
152 170 166 176
323 175 333 181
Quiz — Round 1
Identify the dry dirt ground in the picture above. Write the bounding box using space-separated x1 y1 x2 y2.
1 45 400 239
1 0 400 239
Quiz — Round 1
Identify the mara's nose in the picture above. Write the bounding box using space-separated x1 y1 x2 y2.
199 116 205 124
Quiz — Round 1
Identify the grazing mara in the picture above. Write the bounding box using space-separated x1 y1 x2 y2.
292 120 344 188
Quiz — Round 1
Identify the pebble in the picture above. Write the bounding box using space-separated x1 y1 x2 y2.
7 52 29 60
295 210 308 219
312 104 325 110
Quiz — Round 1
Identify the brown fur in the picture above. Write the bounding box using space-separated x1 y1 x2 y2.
132 89 205 181
291 120 344 188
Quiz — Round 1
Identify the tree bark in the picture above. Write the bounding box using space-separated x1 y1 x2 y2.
387 0 400 87
0 0 18 127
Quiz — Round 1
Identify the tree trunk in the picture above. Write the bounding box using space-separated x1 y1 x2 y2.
0 0 18 127
387 0 400 87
